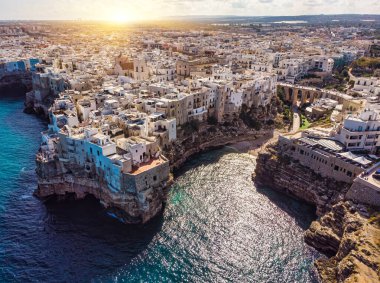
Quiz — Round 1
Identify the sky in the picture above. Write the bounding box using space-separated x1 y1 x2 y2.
0 0 379 21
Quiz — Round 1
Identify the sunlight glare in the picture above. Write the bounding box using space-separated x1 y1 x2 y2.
109 12 131 23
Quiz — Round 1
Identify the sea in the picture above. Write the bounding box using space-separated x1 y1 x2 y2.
0 97 320 282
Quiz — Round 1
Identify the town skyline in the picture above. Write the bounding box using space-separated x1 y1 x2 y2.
0 0 380 22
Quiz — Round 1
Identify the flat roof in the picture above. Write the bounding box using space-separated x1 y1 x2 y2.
339 152 372 165
299 137 345 152
130 158 165 175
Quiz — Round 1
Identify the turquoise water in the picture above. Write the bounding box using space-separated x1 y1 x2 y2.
0 98 320 282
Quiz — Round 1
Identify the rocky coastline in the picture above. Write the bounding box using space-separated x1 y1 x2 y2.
34 123 272 224
33 95 282 224
165 97 282 171
0 72 32 97
24 90 51 118
254 143 380 282
166 123 273 171
35 156 173 224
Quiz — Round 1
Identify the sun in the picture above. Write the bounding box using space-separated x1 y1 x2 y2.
109 12 130 23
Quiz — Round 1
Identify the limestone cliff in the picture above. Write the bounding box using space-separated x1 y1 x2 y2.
254 144 350 216
0 72 32 97
35 157 171 224
254 144 380 283
165 96 282 170
24 90 52 118
165 122 270 171
305 202 380 283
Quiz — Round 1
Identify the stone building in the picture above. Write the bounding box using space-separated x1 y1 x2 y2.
278 135 375 183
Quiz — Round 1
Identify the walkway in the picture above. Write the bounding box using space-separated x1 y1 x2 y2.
291 107 300 133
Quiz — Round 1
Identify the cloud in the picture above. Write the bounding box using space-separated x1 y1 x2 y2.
231 0 247 9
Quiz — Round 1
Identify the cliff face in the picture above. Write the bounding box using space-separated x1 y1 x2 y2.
166 123 270 170
255 145 380 283
306 202 380 283
34 96 282 223
254 145 350 216
24 90 51 118
0 72 32 97
165 97 282 170
35 158 170 224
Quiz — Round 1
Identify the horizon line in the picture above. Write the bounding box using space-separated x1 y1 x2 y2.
0 13 379 22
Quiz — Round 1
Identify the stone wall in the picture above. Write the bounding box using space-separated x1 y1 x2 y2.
346 180 380 207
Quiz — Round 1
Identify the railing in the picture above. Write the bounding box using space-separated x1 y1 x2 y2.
345 128 380 133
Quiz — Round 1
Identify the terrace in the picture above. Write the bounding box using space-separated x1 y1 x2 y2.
130 156 167 175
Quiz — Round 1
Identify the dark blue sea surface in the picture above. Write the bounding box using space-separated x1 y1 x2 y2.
0 98 320 282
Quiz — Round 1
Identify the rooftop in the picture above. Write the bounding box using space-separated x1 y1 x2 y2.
130 157 166 175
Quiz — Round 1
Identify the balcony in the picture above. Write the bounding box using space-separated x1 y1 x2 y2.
343 127 380 133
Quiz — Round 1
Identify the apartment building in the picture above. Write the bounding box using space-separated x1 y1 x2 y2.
336 109 380 153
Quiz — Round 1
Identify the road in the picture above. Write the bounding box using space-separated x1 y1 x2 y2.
291 107 300 133
348 68 356 82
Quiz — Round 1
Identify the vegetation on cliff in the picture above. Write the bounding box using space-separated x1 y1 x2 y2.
351 57 380 77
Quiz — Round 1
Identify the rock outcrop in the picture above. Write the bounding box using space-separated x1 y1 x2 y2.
35 157 172 224
305 202 380 283
166 123 271 171
0 72 32 97
165 97 282 170
254 144 350 216
254 144 380 282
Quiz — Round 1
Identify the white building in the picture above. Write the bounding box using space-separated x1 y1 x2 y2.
312 57 334 73
353 77 380 96
336 109 380 153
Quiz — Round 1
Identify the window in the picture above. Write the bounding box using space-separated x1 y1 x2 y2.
334 165 339 171
97 150 100 156
153 176 157 181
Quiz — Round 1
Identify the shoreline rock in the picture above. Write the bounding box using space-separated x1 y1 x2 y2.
165 122 275 171
34 97 280 223
306 202 380 283
0 72 32 97
254 144 350 216
35 157 173 224
254 143 380 282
